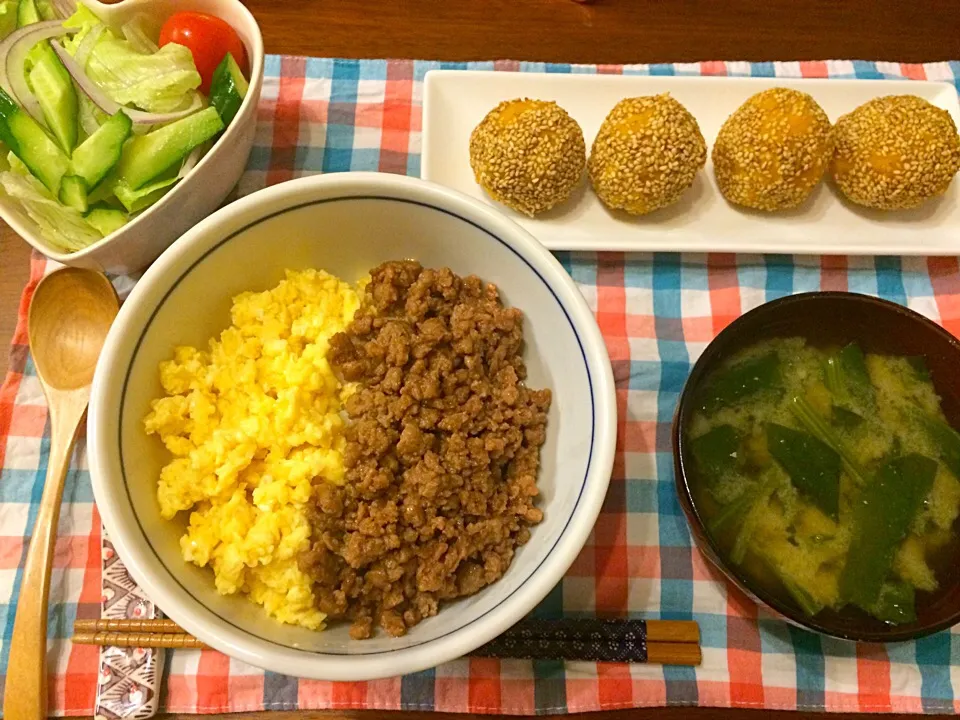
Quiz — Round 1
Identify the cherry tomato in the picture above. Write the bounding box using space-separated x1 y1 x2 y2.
159 11 248 95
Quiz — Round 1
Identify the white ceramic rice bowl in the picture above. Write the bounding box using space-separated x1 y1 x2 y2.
88 172 616 680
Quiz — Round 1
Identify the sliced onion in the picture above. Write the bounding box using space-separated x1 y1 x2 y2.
0 21 76 123
79 107 99 135
77 93 100 135
50 40 203 124
122 16 158 55
72 23 102 68
177 141 209 179
52 0 76 19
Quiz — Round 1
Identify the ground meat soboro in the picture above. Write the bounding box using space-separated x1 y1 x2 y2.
304 260 552 639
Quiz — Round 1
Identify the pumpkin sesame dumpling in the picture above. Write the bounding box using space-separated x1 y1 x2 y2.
469 98 586 217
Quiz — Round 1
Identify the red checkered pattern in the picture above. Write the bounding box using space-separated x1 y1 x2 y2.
2 58 960 715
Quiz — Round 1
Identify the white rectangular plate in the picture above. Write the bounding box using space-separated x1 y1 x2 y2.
421 71 960 255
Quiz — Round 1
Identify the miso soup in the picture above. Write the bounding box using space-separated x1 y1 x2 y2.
686 337 960 625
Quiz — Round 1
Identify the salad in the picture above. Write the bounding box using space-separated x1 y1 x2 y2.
0 1 249 252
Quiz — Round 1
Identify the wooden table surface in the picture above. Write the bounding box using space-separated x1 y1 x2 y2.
1 1 959 717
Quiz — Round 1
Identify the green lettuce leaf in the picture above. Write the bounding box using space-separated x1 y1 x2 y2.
0 1 18 41
62 4 104 55
7 150 29 175
0 170 102 251
86 37 202 112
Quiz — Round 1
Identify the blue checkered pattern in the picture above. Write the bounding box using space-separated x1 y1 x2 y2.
1 57 960 715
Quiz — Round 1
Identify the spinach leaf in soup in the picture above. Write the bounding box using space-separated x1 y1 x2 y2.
868 581 917 625
698 352 781 415
690 424 741 481
840 453 936 612
766 422 841 520
913 410 960 480
824 343 875 414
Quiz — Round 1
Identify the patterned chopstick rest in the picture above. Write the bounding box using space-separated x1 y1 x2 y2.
94 534 165 720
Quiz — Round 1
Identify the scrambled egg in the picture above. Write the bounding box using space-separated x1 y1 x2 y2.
144 269 360 630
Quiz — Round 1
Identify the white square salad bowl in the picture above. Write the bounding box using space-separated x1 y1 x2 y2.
0 0 264 274
88 172 617 681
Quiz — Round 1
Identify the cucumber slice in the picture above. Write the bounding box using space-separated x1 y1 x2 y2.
209 52 248 126
114 174 178 213
85 205 128 235
0 86 68 193
115 106 222 190
16 0 38 26
71 110 132 189
86 169 117 205
29 42 78 153
58 173 87 212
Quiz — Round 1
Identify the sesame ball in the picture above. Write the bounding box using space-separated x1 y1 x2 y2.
588 94 706 215
832 95 960 210
469 98 586 216
713 88 834 211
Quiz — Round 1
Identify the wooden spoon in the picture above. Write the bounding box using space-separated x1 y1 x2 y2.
3 268 118 720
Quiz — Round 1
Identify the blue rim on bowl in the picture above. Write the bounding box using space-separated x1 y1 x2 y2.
88 172 618 679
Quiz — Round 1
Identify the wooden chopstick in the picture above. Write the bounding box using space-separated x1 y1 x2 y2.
501 617 700 644
645 642 703 666
644 619 700 644
72 631 209 649
471 638 701 665
74 617 700 642
71 617 701 666
74 618 184 633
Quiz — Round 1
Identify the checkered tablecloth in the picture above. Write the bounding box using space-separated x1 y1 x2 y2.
3 57 960 716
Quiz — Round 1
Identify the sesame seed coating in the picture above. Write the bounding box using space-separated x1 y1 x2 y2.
712 87 834 212
832 95 960 210
469 98 586 216
588 94 706 215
